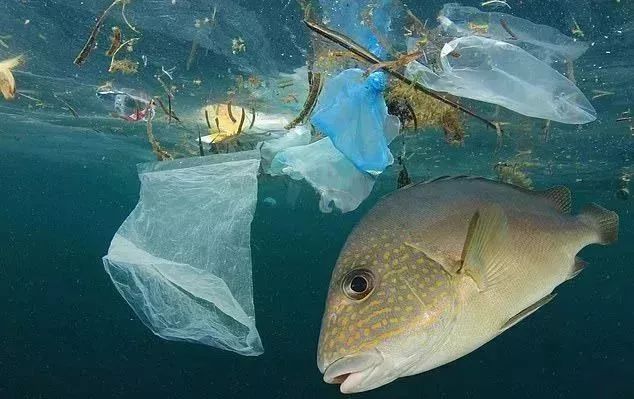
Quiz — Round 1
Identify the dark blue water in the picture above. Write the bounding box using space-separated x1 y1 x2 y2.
1 0 633 397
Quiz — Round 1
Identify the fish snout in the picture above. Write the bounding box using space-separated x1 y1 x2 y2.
321 350 384 393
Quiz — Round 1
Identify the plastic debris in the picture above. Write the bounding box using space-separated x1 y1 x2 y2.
406 36 596 124
0 55 22 100
438 3 589 62
258 125 311 174
269 137 375 213
311 69 401 174
96 87 152 121
103 151 263 356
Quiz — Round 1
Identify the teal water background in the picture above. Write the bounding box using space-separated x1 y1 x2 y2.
1 0 633 397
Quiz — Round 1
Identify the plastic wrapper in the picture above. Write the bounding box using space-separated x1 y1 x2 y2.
269 138 375 213
438 3 588 62
311 69 401 174
258 125 312 174
406 36 596 124
103 151 263 356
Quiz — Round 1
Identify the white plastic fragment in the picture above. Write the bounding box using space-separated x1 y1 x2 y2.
258 124 311 174
406 36 596 124
438 3 589 63
269 137 375 213
103 151 263 356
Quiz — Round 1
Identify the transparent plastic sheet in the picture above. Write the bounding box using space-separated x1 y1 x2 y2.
318 0 403 59
258 125 311 174
438 3 589 63
103 150 263 356
406 36 596 124
311 69 400 175
269 137 375 214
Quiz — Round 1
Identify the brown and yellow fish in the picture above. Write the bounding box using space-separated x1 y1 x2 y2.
317 176 618 393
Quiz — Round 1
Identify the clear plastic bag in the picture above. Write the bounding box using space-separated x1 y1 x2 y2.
438 3 588 63
311 69 400 175
258 125 312 174
406 36 596 124
269 137 375 213
103 151 263 356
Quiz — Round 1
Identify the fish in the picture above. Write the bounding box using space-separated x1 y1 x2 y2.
317 176 618 393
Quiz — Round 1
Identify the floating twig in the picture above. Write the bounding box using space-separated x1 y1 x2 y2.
197 125 205 156
500 19 518 40
285 71 323 129
105 26 122 57
591 89 615 100
120 1 139 33
481 0 511 9
204 109 212 128
227 100 237 122
54 94 79 118
108 37 140 73
249 108 256 130
74 0 121 66
236 107 246 134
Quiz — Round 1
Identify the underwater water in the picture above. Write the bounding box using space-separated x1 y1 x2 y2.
0 0 632 398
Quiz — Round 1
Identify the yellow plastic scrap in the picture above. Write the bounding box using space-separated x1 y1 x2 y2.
0 55 22 100
202 103 253 143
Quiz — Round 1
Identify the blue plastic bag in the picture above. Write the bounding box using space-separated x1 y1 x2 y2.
311 69 400 175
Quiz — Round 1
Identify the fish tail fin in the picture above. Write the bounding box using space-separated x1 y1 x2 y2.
578 203 619 245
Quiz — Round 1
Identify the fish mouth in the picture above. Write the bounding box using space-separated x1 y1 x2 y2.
322 350 383 393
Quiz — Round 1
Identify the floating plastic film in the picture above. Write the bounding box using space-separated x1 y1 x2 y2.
269 137 375 214
103 151 263 356
311 69 400 175
406 36 596 124
438 3 589 63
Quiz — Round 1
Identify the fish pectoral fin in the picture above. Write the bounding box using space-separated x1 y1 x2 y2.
500 293 557 332
459 204 509 291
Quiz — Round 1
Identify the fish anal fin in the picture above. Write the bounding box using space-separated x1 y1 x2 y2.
578 203 619 245
500 293 557 332
460 204 509 291
567 256 587 280
539 185 572 214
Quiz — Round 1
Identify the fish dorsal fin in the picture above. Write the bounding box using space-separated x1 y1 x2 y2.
500 293 557 332
538 186 572 213
459 205 509 291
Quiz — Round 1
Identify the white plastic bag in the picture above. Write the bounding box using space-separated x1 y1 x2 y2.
438 3 588 63
406 36 596 124
258 125 312 174
103 151 263 356
269 137 375 213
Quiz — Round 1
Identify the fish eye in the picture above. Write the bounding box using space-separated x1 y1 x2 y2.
342 269 375 300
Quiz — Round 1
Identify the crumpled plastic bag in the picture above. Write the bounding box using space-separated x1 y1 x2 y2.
103 151 263 356
438 3 588 63
406 36 596 124
311 69 401 175
258 125 311 174
269 137 375 213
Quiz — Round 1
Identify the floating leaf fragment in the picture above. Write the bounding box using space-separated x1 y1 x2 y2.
0 55 23 100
